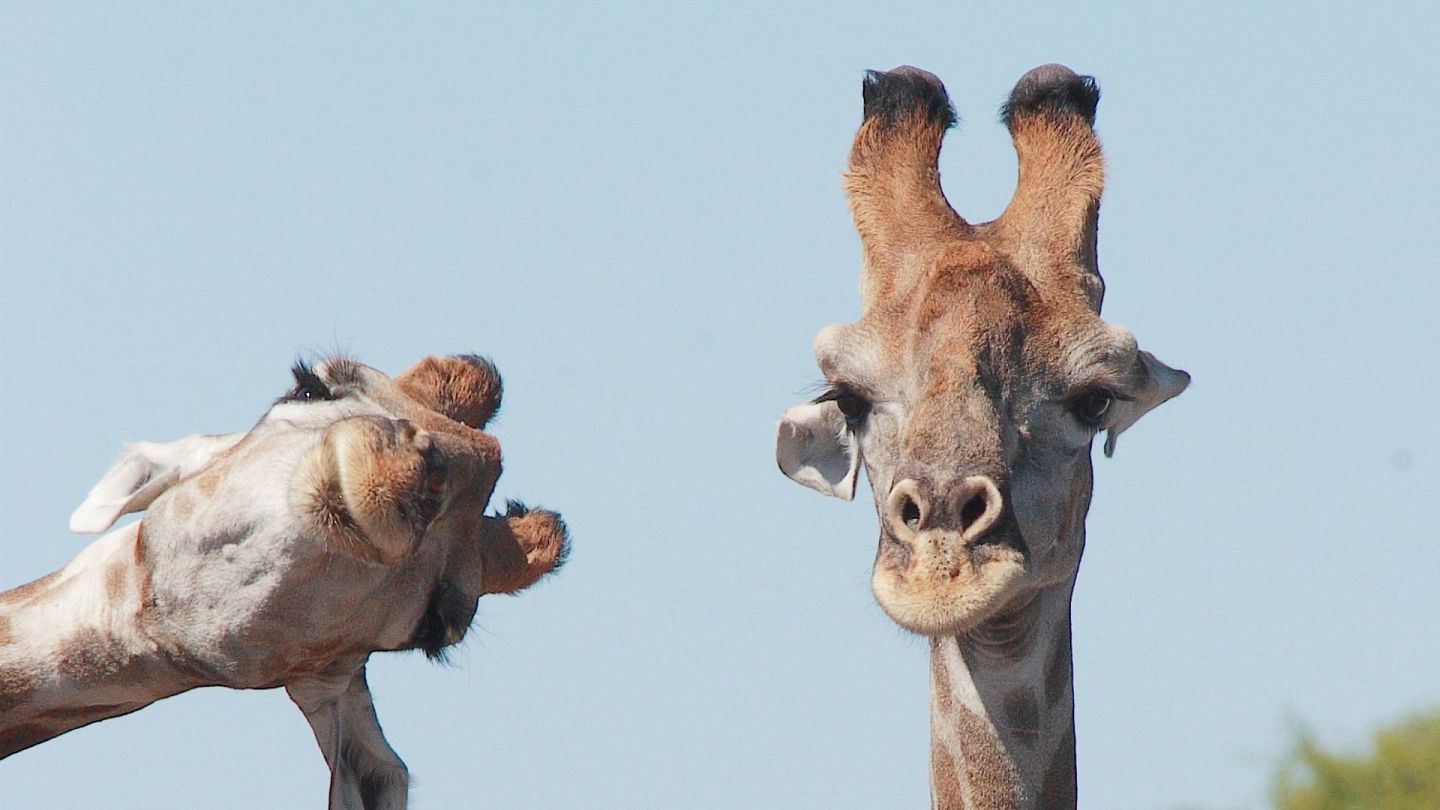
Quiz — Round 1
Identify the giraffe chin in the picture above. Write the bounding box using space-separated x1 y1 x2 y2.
870 534 1027 636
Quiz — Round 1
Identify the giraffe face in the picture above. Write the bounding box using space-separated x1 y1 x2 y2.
69 355 568 672
775 66 1187 636
781 277 1186 636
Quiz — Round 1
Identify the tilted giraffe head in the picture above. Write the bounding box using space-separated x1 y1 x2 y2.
67 353 567 676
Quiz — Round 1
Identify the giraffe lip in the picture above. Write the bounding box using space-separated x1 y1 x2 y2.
877 527 1026 581
883 526 1023 557
969 538 1025 566
968 525 1029 567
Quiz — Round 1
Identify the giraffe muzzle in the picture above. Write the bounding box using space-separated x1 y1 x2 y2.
884 476 1005 551
310 416 447 565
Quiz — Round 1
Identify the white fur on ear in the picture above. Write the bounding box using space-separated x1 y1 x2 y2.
69 433 244 533
1104 351 1189 457
776 401 860 500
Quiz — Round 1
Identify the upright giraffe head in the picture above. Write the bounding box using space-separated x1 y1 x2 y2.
776 65 1187 636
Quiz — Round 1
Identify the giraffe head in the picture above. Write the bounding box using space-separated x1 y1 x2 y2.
68 354 567 673
776 66 1187 636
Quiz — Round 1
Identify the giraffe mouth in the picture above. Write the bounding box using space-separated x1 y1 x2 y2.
871 528 1027 635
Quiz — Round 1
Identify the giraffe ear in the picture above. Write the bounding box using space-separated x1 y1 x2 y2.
776 401 860 500
1103 351 1190 457
69 433 244 533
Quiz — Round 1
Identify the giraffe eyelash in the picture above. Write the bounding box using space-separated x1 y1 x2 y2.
814 382 872 424
282 361 335 403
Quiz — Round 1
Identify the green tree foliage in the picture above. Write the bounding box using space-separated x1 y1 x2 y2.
1272 708 1440 810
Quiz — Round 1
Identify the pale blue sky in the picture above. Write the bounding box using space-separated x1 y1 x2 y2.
2 3 1437 808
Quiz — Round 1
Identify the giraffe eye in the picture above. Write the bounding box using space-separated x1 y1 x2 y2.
1069 389 1114 427
284 363 334 403
817 385 871 425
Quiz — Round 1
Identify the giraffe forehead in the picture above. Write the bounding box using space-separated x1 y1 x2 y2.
886 272 1036 391
906 277 1118 389
820 258 1123 406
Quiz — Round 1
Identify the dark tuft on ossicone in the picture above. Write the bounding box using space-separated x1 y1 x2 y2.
862 66 957 131
1001 64 1100 127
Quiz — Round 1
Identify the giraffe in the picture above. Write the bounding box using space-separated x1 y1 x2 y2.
775 65 1189 808
1 353 568 810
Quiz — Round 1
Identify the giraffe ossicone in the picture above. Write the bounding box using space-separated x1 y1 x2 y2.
776 64 1188 808
1 353 568 810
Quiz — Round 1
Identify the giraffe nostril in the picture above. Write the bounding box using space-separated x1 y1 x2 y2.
901 496 922 532
886 480 927 541
960 493 987 531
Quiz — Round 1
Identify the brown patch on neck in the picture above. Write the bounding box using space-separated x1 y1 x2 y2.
931 733 967 809
930 651 968 810
953 705 1024 809
104 563 128 603
0 570 60 606
195 470 221 497
0 662 40 714
1001 690 1040 749
56 628 130 687
1038 723 1077 807
0 722 58 758
133 523 156 618
1045 619 1072 708
0 615 11 647
1053 462 1092 545
166 491 196 523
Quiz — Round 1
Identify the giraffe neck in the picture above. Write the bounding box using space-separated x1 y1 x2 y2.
0 523 198 758
929 583 1077 809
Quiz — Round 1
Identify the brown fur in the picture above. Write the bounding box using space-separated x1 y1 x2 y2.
1037 725 1078 806
932 733 967 809
167 491 196 522
953 704 1024 810
477 508 567 594
0 665 37 713
195 470 220 496
0 571 59 606
0 723 55 754
1045 621 1072 708
133 524 155 615
56 627 128 685
105 562 131 602
394 355 502 430
1001 690 1040 749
